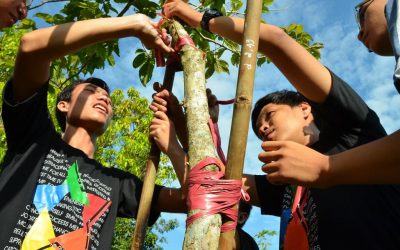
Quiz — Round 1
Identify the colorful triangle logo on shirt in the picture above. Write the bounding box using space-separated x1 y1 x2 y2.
21 209 55 250
67 161 88 205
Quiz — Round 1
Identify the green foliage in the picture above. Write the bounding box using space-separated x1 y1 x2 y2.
112 218 179 250
132 0 159 18
255 229 278 249
283 24 324 60
132 49 155 87
205 48 230 79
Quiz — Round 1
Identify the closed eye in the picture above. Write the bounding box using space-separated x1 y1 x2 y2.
266 111 275 119
84 87 96 93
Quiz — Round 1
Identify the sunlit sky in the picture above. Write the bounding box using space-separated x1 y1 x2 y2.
28 0 400 249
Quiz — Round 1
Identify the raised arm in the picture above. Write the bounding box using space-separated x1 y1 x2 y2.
12 14 172 102
328 130 400 185
149 110 187 186
164 0 331 103
149 88 188 187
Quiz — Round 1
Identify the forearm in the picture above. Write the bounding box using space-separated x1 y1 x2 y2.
167 146 188 187
329 130 400 185
157 187 187 213
13 15 147 101
19 16 142 61
166 1 331 101
169 105 189 151
209 17 331 102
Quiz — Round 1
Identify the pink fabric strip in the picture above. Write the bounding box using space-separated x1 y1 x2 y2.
155 17 196 67
186 157 243 232
174 35 195 52
216 99 235 105
208 119 227 164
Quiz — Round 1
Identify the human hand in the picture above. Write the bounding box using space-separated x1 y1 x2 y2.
258 140 330 188
206 88 219 123
149 82 184 121
163 0 202 28
149 111 180 155
132 14 173 54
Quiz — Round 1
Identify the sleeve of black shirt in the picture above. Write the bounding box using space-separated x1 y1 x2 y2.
308 69 386 147
254 175 286 216
117 173 162 226
2 78 54 152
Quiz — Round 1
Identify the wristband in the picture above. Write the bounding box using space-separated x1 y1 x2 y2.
200 8 223 33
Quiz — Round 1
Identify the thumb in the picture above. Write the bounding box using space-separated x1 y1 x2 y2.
153 82 162 92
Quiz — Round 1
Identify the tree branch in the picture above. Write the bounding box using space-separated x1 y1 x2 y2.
117 0 135 17
194 29 240 54
29 0 70 10
58 63 87 89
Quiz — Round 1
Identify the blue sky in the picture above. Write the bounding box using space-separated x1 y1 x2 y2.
28 0 400 249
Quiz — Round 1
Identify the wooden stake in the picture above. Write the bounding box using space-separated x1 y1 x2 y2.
219 0 262 248
131 62 179 250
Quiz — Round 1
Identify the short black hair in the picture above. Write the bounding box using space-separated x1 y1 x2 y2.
251 90 307 138
56 77 110 132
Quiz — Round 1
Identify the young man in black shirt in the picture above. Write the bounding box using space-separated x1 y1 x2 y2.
0 14 186 249
255 0 400 187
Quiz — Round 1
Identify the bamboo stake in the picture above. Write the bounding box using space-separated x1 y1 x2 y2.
131 62 179 250
219 0 262 248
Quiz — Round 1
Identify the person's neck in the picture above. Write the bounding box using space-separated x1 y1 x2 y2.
304 122 320 146
62 126 97 159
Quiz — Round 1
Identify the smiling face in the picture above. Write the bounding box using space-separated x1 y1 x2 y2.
0 0 27 29
255 103 313 145
57 83 113 136
356 0 393 55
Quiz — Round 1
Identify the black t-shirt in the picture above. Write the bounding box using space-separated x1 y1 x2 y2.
237 227 259 250
0 81 162 249
255 71 400 249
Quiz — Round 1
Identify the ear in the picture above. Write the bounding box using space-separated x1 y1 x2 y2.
57 101 69 113
299 102 312 119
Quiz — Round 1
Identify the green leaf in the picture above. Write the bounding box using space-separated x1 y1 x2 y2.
257 56 267 67
132 52 146 68
35 13 54 23
214 58 229 74
231 53 240 66
19 18 36 29
231 0 243 12
224 39 240 53
205 65 215 79
139 60 154 86
106 54 115 66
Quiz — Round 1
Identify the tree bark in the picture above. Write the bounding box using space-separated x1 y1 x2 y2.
162 20 222 250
